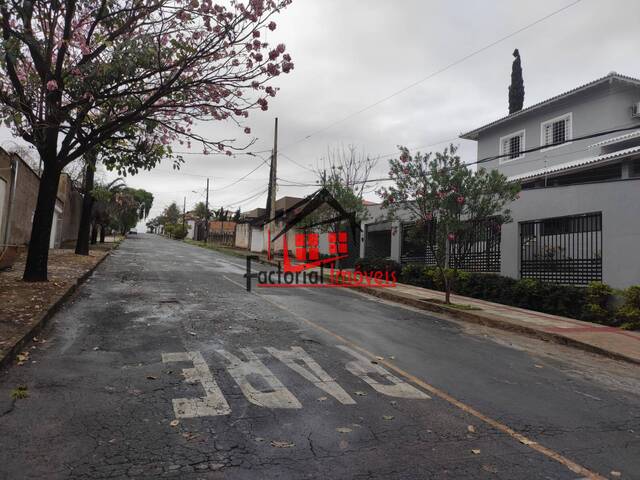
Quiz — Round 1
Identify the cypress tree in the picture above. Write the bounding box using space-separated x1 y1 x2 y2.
508 49 525 114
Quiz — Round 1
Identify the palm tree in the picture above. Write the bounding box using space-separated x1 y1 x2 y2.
91 178 126 243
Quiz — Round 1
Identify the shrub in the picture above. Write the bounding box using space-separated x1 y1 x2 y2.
172 224 189 240
355 257 402 278
582 282 614 325
398 265 609 324
617 285 640 330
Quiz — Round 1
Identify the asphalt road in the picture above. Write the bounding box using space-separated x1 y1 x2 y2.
1 234 639 480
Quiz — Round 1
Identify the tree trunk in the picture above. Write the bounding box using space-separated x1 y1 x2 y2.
438 265 451 305
23 159 62 282
90 222 98 244
75 156 96 255
99 225 106 243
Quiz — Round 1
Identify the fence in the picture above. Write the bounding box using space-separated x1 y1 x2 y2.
207 231 236 247
449 220 501 273
520 212 602 285
400 222 438 266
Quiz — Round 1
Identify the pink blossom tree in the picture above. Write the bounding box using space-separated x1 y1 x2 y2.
378 145 520 304
0 0 294 281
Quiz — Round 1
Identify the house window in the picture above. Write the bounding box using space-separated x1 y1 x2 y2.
541 113 572 148
499 130 525 162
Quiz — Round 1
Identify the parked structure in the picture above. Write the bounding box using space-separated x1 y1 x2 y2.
0 148 82 250
361 72 640 288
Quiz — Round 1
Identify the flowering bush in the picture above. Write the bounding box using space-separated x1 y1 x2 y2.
378 145 520 303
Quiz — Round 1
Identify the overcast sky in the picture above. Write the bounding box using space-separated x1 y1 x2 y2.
3 0 640 226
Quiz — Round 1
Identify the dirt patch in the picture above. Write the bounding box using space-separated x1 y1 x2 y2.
0 244 115 363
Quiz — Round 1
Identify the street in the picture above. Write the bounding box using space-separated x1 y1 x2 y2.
1 234 639 480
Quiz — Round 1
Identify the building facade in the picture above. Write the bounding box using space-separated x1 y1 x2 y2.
361 73 640 288
0 148 83 249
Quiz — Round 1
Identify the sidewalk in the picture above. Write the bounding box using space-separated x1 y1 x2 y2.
362 281 640 365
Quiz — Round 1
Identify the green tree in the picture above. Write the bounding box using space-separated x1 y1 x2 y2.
508 49 525 114
232 208 241 222
379 145 520 304
163 203 181 226
193 202 211 222
91 177 126 243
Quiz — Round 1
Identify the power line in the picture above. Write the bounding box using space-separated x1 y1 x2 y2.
276 0 583 150
280 152 315 172
212 157 270 192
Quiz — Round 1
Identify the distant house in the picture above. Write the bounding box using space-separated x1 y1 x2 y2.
235 197 304 253
0 148 83 249
361 72 640 288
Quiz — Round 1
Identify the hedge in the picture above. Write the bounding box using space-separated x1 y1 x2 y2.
397 264 639 329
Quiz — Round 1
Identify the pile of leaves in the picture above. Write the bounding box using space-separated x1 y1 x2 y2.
0 248 110 361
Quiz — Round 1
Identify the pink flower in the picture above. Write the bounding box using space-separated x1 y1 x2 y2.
426 212 433 221
244 127 251 134
46 80 58 91
276 43 286 54
447 233 456 241
282 61 294 73
265 86 275 97
268 21 276 31
456 196 465 205
253 30 260 38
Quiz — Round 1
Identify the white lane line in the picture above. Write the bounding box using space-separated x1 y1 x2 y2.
216 348 302 409
162 351 231 418
337 345 431 399
266 346 356 405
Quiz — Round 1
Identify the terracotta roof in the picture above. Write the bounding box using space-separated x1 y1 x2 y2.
508 145 640 183
460 73 640 140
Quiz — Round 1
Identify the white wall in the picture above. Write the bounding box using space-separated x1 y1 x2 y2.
502 178 640 288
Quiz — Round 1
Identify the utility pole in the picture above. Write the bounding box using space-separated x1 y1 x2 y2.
182 196 186 229
268 118 278 258
205 178 210 243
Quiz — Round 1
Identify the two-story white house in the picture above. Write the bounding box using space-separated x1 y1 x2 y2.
459 72 640 288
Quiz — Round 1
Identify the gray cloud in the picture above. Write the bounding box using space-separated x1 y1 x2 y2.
2 0 639 225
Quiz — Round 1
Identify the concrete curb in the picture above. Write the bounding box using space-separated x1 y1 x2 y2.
359 286 640 366
0 247 115 371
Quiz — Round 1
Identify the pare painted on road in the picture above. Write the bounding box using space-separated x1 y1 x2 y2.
162 345 429 418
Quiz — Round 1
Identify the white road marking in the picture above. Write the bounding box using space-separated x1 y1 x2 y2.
162 351 231 418
337 345 431 399
266 346 356 405
216 348 302 409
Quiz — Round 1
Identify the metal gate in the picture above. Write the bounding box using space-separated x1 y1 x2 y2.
520 212 602 285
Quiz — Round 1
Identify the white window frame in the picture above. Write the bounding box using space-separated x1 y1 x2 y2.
540 112 573 152
498 129 526 164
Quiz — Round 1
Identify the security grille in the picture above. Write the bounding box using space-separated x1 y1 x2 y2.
400 222 438 266
520 212 602 285
449 220 502 273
